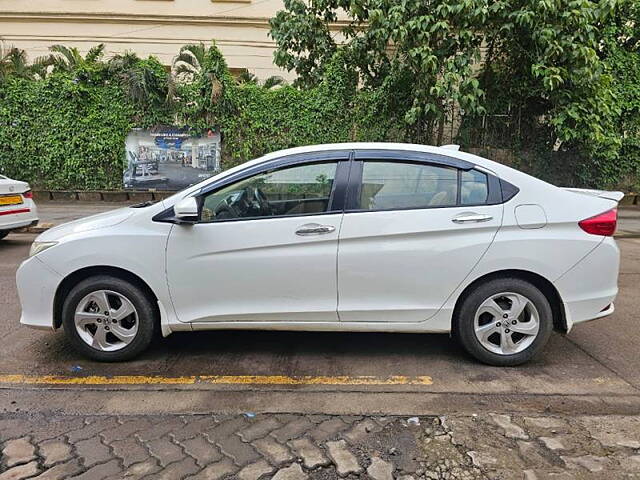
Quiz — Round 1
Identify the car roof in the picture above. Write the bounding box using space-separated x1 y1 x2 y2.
255 142 507 175
259 142 462 160
178 142 547 202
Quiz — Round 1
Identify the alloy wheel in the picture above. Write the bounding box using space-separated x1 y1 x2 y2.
473 292 540 355
74 290 138 351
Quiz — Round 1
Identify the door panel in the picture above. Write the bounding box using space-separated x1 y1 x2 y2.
338 158 502 323
167 215 342 323
338 206 502 322
166 158 348 324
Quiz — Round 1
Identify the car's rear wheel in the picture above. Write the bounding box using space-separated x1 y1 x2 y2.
61 275 156 361
455 277 553 366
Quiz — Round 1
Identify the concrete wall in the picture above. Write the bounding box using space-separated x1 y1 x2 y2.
0 0 294 80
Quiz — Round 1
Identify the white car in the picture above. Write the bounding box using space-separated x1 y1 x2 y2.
0 175 38 240
16 143 621 365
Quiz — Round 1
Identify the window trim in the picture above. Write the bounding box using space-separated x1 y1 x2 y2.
196 156 349 224
352 149 475 169
196 150 351 197
153 150 351 224
153 148 518 224
346 151 503 213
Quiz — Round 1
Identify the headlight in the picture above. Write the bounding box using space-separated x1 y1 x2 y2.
29 241 58 257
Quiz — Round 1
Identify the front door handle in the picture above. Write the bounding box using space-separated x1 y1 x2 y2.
295 223 336 236
452 213 493 224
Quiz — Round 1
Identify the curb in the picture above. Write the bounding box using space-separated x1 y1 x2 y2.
33 190 177 203
16 223 55 234
32 191 639 205
615 231 640 239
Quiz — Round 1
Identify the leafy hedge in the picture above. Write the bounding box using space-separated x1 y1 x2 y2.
0 48 364 189
0 77 134 190
221 52 361 167
0 36 638 191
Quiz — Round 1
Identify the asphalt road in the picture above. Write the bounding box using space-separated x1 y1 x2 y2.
1 223 640 417
3 207 640 478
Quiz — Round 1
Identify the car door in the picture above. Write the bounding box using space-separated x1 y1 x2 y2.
166 153 350 324
337 150 504 323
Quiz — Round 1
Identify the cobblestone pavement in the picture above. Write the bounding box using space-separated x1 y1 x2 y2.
1 412 640 479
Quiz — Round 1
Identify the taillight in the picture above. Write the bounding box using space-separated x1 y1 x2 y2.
22 190 33 199
579 208 617 236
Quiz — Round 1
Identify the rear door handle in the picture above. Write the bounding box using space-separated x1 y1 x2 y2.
452 213 493 224
295 223 336 236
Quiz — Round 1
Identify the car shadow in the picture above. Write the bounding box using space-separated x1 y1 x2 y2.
24 328 485 377
11 321 558 379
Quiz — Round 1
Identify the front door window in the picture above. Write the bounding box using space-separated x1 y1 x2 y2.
200 162 338 222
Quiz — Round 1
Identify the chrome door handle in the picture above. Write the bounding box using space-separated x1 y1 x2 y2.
452 213 493 224
295 223 336 236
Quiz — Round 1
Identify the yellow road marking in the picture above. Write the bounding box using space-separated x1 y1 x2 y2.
0 374 433 386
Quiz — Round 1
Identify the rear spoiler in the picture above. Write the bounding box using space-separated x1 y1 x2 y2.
562 188 625 203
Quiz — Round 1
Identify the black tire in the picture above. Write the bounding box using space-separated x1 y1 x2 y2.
0 231 9 240
61 275 156 361
454 277 553 366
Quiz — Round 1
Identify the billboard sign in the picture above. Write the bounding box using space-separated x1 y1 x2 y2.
124 126 221 190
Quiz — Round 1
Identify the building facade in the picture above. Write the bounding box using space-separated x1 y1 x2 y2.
0 0 291 80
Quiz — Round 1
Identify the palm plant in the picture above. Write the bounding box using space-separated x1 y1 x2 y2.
29 58 52 80
107 51 172 117
172 43 207 83
173 43 227 106
0 45 31 82
41 44 105 72
108 52 148 105
236 70 258 85
236 71 286 89
263 75 286 89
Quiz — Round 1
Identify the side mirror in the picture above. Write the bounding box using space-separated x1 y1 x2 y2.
173 197 199 223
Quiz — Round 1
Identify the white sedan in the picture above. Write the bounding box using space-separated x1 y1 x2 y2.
16 143 621 365
0 175 38 240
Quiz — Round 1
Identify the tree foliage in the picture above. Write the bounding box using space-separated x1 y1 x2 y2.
271 0 488 144
0 43 358 189
467 0 639 188
271 0 639 188
1 0 639 193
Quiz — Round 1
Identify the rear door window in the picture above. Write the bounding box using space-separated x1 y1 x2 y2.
460 169 488 205
359 161 458 210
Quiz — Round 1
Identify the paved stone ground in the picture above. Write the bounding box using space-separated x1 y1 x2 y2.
1 413 639 479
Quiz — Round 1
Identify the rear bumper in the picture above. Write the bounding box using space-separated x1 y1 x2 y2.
0 200 38 231
16 255 60 331
554 237 619 331
1 219 39 231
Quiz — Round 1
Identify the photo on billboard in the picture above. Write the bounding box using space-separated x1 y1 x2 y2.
124 126 221 190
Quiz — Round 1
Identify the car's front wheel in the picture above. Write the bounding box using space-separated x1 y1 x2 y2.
455 277 553 366
61 275 156 361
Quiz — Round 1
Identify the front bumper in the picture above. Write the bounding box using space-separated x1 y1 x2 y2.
16 255 61 331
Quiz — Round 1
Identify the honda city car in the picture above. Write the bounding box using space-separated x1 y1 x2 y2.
16 143 621 365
